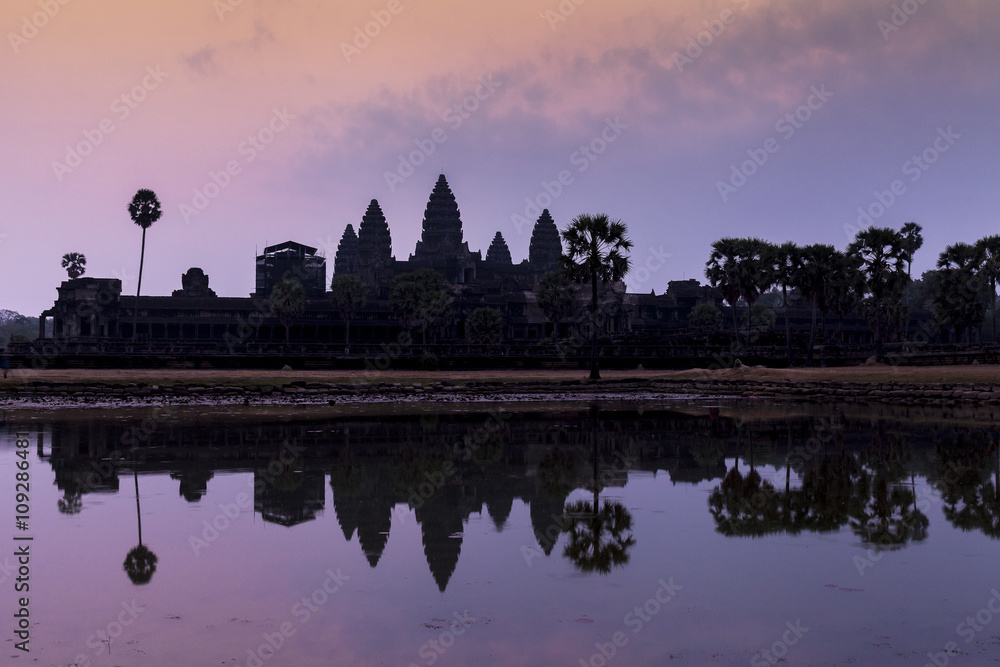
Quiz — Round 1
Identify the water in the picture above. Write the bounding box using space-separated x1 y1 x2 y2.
1 401 999 666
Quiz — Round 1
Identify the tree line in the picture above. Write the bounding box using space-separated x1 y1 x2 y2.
705 223 1000 364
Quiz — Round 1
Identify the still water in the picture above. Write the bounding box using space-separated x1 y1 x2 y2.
1 401 999 666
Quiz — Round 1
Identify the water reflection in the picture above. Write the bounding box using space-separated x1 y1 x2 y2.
30 405 1000 594
123 467 158 585
930 429 1000 538
709 423 931 548
560 406 635 574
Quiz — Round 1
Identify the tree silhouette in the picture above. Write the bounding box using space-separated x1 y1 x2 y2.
706 238 745 348
389 269 453 345
465 307 503 347
123 470 157 585
706 238 772 351
61 252 87 279
536 270 575 339
847 226 910 361
127 189 162 341
561 214 632 380
975 235 1000 342
763 242 801 366
795 244 838 366
900 222 923 338
827 252 864 343
329 274 368 353
934 242 985 343
270 279 307 347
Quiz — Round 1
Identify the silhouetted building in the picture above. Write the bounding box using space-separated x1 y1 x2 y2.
255 241 327 299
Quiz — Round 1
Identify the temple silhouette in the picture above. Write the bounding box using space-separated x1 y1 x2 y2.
23 174 747 366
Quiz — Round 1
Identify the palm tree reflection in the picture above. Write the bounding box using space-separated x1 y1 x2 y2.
708 422 929 548
123 469 158 585
560 406 635 574
934 432 1000 539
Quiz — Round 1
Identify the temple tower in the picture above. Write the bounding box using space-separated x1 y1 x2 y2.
485 232 513 265
334 224 360 277
412 175 468 261
528 209 563 274
357 199 393 286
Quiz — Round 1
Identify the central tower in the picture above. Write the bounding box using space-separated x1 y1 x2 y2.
412 174 467 261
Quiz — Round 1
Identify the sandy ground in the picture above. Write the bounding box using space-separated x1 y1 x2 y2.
1 364 999 386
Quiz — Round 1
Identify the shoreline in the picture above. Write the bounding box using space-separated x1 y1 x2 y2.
3 365 1000 411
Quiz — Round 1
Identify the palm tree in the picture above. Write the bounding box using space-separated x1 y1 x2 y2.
706 238 772 352
975 235 1000 342
123 469 157 585
900 222 923 338
706 238 745 348
60 252 87 279
764 242 800 366
329 274 368 353
127 189 162 341
560 214 633 380
934 242 985 343
847 227 910 362
827 252 864 343
270 279 307 347
795 244 838 366
734 238 773 351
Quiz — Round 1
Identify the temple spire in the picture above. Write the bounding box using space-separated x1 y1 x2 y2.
486 232 512 265
529 209 562 274
357 199 393 266
334 224 360 277
412 175 466 260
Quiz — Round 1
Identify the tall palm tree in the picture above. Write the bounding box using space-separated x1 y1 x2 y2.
706 238 772 353
827 252 864 343
935 242 985 343
123 469 157 585
561 214 633 380
795 244 838 366
705 238 746 349
735 238 773 352
127 189 162 341
847 227 910 362
60 252 87 279
900 222 923 338
975 235 1000 342
764 242 800 366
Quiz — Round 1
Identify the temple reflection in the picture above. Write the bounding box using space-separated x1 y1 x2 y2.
30 405 1000 592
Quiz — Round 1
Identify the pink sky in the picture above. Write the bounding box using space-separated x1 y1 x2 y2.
2 0 999 314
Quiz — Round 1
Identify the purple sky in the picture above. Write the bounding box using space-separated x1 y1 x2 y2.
2 0 998 315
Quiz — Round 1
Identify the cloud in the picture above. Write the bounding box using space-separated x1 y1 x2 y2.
184 47 218 75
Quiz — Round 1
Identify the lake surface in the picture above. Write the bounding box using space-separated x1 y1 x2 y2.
2 401 999 666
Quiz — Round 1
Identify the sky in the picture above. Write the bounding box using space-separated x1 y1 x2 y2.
2 0 999 316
